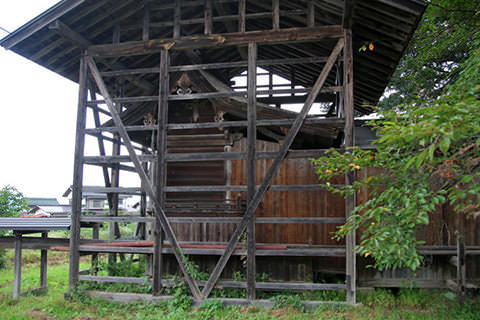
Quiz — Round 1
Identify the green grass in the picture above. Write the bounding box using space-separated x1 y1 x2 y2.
0 251 479 320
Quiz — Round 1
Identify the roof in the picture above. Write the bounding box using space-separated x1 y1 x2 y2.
29 205 71 214
0 217 71 231
0 0 426 114
25 197 60 207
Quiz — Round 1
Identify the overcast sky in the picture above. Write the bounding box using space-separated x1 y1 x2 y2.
0 1 130 202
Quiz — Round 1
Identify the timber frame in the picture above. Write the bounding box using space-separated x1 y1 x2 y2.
0 0 430 307
68 7 356 304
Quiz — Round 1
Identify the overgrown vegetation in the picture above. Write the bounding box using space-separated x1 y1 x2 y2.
312 2 480 270
0 252 479 319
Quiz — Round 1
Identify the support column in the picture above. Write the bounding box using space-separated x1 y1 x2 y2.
246 41 257 300
153 49 169 295
69 53 88 291
12 234 22 300
91 225 99 275
40 232 48 289
343 28 356 304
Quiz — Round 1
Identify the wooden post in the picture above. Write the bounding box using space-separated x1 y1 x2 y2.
246 41 257 300
238 0 246 32
343 28 356 304
40 232 48 289
143 1 150 41
307 1 315 27
91 225 99 275
173 0 181 39
272 0 280 30
204 0 212 35
290 67 295 96
108 36 122 270
69 52 88 291
268 71 273 98
457 235 466 305
201 39 345 298
12 234 22 300
153 50 169 295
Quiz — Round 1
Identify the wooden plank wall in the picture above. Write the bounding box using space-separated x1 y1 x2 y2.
231 138 346 245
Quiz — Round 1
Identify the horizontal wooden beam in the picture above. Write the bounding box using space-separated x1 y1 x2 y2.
86 87 340 104
79 276 345 291
80 216 152 223
167 118 345 130
85 125 157 134
78 246 346 257
83 148 375 164
84 154 155 164
79 216 345 224
100 56 338 76
88 25 343 57
86 291 354 307
164 184 339 192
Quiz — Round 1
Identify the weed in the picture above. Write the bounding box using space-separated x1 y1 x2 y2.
271 294 306 312
198 300 224 319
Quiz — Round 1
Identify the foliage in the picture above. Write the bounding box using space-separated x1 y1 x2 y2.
379 0 480 110
0 185 28 269
0 185 28 217
312 30 480 270
198 300 224 320
271 294 306 312
1 254 480 319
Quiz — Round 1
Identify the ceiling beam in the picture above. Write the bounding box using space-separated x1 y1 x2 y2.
87 25 344 57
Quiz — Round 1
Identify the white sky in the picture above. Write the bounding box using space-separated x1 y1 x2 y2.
0 1 112 202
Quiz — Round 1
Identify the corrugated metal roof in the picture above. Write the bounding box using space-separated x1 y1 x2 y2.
0 218 71 231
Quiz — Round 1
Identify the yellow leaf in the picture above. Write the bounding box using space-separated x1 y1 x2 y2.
364 252 372 257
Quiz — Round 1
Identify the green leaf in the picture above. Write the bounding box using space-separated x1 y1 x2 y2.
439 137 451 155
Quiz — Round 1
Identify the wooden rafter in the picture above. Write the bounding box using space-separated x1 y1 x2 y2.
342 0 356 29
86 55 203 300
49 20 154 93
200 38 345 298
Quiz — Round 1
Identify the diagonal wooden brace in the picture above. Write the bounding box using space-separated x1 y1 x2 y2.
201 38 345 298
86 56 203 300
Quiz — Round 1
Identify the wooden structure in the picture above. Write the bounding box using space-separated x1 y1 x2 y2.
3 0 464 306
0 218 71 300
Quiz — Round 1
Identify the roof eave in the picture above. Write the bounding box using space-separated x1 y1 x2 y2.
0 0 85 49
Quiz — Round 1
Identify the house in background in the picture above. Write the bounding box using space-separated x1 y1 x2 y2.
63 186 133 214
25 197 71 217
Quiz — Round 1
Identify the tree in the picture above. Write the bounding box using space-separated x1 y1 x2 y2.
0 185 28 217
379 0 480 110
312 20 480 270
0 185 28 269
